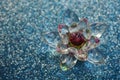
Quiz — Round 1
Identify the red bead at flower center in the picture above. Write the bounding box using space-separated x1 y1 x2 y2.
68 32 86 48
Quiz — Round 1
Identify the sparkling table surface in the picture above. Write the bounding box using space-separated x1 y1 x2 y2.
0 0 120 80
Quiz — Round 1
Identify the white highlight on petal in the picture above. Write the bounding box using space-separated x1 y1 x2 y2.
96 33 101 38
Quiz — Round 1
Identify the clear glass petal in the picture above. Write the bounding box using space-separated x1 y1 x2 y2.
57 24 69 45
69 22 80 33
61 34 69 45
77 18 88 30
57 41 68 54
58 24 69 35
87 36 100 50
43 31 60 48
82 29 91 39
67 47 78 54
87 49 105 64
74 50 88 61
90 23 108 38
77 18 90 39
61 9 79 26
68 18 91 39
60 54 77 71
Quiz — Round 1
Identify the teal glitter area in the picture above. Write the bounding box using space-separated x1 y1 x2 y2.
0 0 120 80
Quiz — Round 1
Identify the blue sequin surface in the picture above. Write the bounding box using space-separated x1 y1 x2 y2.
0 0 120 80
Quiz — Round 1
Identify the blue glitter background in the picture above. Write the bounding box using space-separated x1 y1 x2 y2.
0 0 120 80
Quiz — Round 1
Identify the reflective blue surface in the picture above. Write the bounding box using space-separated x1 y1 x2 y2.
0 0 120 80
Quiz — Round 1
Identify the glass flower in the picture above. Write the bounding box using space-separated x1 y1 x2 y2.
43 9 107 71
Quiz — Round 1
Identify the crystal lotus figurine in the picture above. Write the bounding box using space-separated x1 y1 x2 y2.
43 9 107 71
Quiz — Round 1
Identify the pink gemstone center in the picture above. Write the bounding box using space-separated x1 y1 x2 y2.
69 32 86 46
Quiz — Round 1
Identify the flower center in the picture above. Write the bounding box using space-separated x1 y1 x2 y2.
68 32 86 49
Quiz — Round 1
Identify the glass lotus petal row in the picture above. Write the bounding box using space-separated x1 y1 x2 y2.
43 9 107 71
